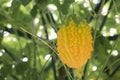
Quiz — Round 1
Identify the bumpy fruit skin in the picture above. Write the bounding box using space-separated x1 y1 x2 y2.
57 20 93 69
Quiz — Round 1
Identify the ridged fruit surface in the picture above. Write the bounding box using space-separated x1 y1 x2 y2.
57 20 93 69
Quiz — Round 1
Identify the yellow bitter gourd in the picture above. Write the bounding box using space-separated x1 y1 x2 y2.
57 20 93 69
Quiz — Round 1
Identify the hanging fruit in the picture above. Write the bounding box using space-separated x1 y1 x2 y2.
57 20 93 69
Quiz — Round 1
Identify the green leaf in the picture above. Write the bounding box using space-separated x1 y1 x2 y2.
0 64 12 78
35 0 47 11
59 0 74 14
52 0 74 15
2 34 27 51
19 0 32 6
0 14 7 24
53 0 60 6
0 0 9 5
93 35 111 63
0 29 3 43
15 62 29 75
30 5 38 17
1 34 27 60
0 75 4 80
10 0 21 20
108 69 120 80
24 68 40 80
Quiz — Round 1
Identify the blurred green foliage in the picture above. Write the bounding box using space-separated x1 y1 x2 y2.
0 0 120 80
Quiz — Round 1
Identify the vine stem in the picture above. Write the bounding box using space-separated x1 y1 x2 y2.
20 27 57 54
63 65 73 80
